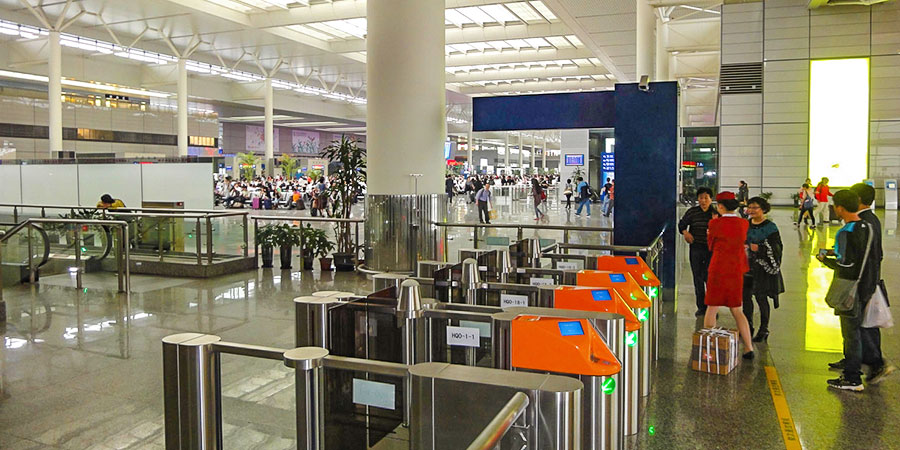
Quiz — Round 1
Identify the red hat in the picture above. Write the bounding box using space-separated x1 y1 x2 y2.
716 191 736 202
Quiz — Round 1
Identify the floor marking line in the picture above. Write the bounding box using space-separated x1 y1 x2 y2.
764 365 803 450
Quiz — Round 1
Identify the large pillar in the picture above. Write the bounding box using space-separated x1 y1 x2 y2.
504 132 510 174
48 31 62 156
264 78 274 175
635 0 655 79
177 58 188 157
655 19 669 81
365 0 446 272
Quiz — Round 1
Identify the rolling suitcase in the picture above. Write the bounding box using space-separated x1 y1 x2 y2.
251 197 261 209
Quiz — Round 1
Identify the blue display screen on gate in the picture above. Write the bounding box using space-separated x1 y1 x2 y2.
609 274 627 283
558 321 585 336
625 258 639 265
591 290 612 301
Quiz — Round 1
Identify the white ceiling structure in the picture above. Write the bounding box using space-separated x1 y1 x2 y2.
0 0 722 128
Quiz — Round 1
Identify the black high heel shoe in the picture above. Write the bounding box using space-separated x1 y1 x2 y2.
752 330 769 343
743 351 755 360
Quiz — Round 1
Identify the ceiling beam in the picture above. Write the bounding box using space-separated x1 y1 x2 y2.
249 0 510 29
448 64 608 83
330 22 574 54
460 78 614 95
539 0 628 82
446 47 595 67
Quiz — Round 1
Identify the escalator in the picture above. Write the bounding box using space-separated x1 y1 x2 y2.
0 222 51 286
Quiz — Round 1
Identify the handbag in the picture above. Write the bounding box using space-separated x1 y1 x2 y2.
489 209 498 220
824 225 873 315
862 283 894 328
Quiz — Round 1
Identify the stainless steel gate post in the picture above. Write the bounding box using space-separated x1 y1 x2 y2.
398 280 426 425
162 333 222 450
461 258 480 305
284 347 328 450
529 238 542 268
294 296 338 348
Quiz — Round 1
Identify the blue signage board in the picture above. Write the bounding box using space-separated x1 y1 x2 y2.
601 153 615 172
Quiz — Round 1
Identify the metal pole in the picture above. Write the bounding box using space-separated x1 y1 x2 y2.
74 224 83 290
162 333 222 450
563 230 570 255
124 224 131 295
206 217 213 264
242 214 249 258
196 218 202 266
116 226 124 293
157 218 164 262
354 222 360 265
27 225 35 284
253 218 259 263
0 239 5 322
283 347 328 450
13 207 17 223
397 280 425 426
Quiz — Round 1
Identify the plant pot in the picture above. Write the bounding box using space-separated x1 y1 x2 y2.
261 245 274 268
318 257 333 272
332 252 355 272
280 245 293 270
302 254 315 270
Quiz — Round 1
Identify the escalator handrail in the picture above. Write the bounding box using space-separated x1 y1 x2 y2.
0 221 51 268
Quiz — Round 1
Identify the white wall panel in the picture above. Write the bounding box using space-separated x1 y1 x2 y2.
0 165 21 204
141 163 213 210
810 9 870 58
871 2 900 55
871 55 900 122
77 164 142 207
720 94 762 125
21 164 78 205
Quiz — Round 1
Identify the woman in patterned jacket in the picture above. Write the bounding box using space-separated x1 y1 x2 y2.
742 197 785 343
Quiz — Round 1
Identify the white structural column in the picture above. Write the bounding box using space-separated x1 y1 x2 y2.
504 132 510 174
517 132 523 174
635 0 655 79
530 133 537 174
48 31 62 155
176 58 189 157
467 129 473 172
655 18 669 81
264 78 274 174
367 0 445 195
542 134 547 171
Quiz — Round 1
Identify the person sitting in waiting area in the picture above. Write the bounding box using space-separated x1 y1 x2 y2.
97 194 125 209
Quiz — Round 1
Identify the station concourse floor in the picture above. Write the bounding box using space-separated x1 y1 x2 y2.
1 198 898 449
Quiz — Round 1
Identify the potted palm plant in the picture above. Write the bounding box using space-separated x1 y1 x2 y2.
258 224 301 269
256 225 278 268
304 226 335 271
321 135 366 271
236 152 262 180
300 225 324 270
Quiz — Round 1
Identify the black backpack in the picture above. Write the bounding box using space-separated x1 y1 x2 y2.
580 184 592 198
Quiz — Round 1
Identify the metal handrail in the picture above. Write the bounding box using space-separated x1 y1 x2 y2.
0 202 232 216
467 392 530 450
434 222 613 232
0 217 131 322
0 222 51 268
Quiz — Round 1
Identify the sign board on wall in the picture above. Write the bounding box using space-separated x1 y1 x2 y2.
564 154 584 166
246 125 279 152
601 153 615 172
292 130 320 155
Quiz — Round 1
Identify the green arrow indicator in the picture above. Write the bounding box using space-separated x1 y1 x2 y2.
648 426 655 436
626 331 638 347
602 377 616 394
637 308 649 322
649 286 659 298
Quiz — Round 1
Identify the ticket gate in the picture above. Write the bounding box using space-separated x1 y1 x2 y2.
570 270 655 397
295 282 629 450
594 256 661 359
494 311 625 450
542 286 643 437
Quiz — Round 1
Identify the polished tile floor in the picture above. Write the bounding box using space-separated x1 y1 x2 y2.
0 198 897 449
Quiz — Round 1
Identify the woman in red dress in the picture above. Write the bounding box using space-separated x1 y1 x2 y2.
705 192 755 359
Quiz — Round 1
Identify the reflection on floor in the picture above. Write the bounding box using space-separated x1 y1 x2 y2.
1 201 898 449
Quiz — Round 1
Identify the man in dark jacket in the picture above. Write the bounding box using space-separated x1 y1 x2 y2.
678 187 717 316
817 190 878 391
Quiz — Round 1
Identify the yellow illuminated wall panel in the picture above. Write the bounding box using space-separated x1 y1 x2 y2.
809 58 869 187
